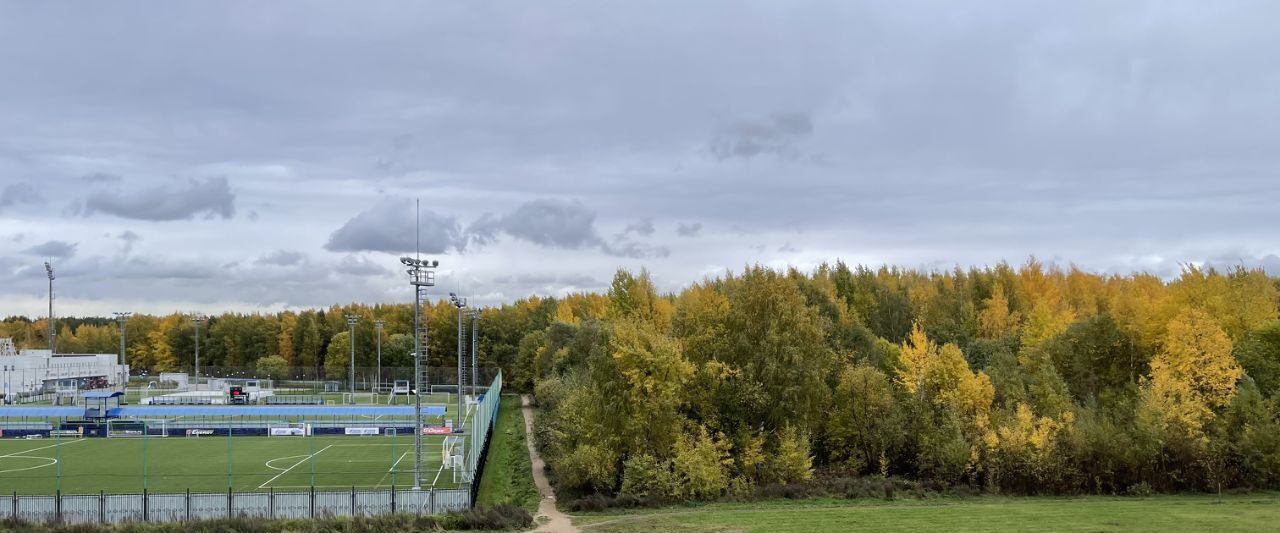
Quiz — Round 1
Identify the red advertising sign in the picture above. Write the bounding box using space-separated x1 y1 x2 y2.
422 426 452 435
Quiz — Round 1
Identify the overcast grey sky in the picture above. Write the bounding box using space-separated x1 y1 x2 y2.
2 1 1278 316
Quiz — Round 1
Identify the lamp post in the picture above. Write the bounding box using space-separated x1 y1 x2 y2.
44 262 55 353
374 320 384 394
191 314 205 386
345 314 359 400
401 256 437 490
449 293 466 433
113 312 131 390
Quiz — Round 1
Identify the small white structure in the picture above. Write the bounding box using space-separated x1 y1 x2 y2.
0 339 129 404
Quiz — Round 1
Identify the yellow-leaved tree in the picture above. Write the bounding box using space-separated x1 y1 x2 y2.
978 284 1021 340
1141 308 1242 439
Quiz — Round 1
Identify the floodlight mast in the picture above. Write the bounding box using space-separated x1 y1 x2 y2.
44 262 55 353
345 314 360 400
191 314 205 385
401 256 437 490
113 312 132 387
470 309 479 396
374 320 385 394
450 292 467 433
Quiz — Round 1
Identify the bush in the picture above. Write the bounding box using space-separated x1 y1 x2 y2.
567 493 664 513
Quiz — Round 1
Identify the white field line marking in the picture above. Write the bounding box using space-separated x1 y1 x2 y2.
373 451 411 488
0 456 58 474
431 457 446 488
0 438 86 458
258 444 332 489
263 454 311 471
331 443 445 448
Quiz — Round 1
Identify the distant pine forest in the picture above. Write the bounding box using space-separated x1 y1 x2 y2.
5 259 1279 496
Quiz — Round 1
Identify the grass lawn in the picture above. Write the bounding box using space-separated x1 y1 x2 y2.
572 494 1280 532
474 394 538 511
0 434 465 494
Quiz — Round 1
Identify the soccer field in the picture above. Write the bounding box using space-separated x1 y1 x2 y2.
0 434 464 495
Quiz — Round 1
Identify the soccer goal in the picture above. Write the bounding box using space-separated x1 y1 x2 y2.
442 435 467 483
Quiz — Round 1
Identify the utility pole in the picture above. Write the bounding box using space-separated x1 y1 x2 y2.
374 320 384 394
401 256 437 490
345 314 359 400
449 293 466 433
44 262 55 353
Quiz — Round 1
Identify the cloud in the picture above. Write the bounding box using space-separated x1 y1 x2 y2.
676 222 702 237
81 172 123 183
617 218 655 239
21 240 78 259
83 176 236 221
469 199 604 250
118 230 141 255
334 255 391 276
467 199 669 258
0 183 42 209
326 197 461 254
710 112 813 161
255 249 306 266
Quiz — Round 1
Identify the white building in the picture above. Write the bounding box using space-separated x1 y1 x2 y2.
0 338 129 404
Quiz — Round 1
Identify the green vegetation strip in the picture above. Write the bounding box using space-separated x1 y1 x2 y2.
573 494 1280 533
474 395 538 511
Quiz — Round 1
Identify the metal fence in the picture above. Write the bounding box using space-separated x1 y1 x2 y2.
0 487 471 524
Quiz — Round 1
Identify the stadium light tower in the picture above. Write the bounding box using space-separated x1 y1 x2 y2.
112 310 131 389
345 314 360 399
470 309 479 395
191 314 205 385
449 292 466 433
44 261 55 353
374 320 385 393
401 256 437 490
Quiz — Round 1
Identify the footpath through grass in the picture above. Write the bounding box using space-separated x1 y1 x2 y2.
572 494 1280 533
474 394 538 511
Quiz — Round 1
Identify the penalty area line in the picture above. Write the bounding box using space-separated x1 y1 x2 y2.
258 444 332 489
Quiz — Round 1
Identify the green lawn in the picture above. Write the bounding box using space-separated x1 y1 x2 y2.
474 395 538 511
572 494 1280 532
0 434 465 494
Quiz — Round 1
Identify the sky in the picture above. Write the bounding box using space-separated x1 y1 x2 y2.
2 1 1279 317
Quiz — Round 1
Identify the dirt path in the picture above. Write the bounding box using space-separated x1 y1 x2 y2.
522 394 579 533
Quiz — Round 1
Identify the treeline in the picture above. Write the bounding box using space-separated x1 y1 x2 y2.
520 261 1280 498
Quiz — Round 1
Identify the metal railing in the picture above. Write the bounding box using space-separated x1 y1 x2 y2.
0 487 471 524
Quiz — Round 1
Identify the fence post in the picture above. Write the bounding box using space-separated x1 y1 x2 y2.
185 489 190 522
309 486 315 518
227 487 233 519
142 488 148 522
12 491 17 521
99 490 105 524
269 488 274 519
429 489 434 515
55 489 61 523
391 485 396 515
351 486 356 517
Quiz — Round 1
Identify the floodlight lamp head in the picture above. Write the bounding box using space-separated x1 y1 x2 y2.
431 260 439 267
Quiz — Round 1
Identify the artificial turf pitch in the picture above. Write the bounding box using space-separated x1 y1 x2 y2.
0 434 461 495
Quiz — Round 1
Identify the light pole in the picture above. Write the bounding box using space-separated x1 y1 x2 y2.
44 262 55 353
345 314 359 400
401 256 437 490
449 292 466 433
191 314 205 386
374 320 384 394
470 309 479 395
113 312 131 389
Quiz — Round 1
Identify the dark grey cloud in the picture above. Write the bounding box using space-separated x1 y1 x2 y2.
255 249 306 267
710 112 813 161
21 240 78 259
0 183 42 209
81 172 122 183
676 222 703 237
326 198 461 254
83 177 236 221
468 199 668 258
618 218 656 239
118 230 141 255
